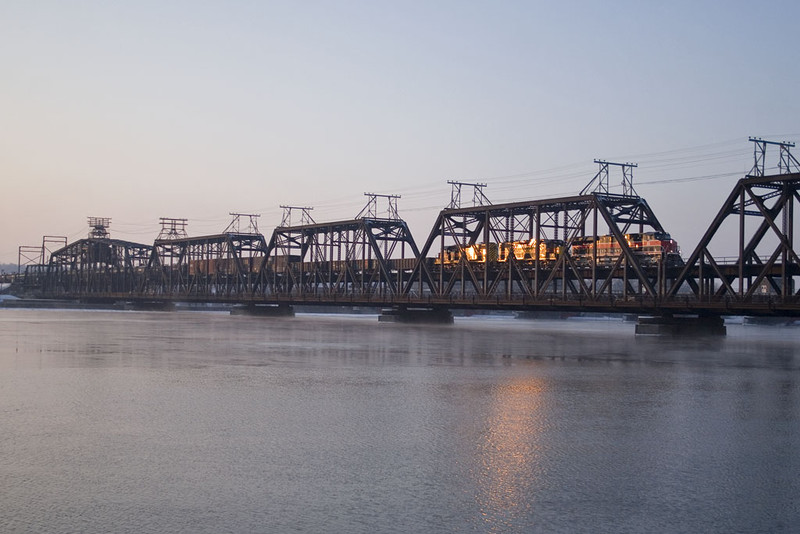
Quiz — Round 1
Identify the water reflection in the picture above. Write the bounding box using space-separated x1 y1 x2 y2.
2 310 800 533
474 376 547 532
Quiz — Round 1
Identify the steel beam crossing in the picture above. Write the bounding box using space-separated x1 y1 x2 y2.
20 144 800 317
261 216 420 298
666 172 800 305
43 237 152 296
141 231 268 298
404 192 676 304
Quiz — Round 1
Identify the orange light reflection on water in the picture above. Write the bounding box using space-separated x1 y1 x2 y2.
474 376 548 532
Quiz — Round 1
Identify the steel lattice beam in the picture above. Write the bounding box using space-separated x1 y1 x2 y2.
403 192 676 304
142 232 269 298
666 172 800 304
44 238 152 296
260 217 421 298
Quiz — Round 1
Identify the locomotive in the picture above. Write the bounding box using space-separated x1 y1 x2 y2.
436 232 681 267
498 239 564 263
436 242 498 264
573 231 681 266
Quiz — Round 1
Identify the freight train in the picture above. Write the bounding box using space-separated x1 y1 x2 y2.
185 256 419 276
436 232 681 267
176 231 681 277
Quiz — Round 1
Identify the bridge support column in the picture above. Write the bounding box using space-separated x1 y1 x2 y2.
635 314 726 336
231 304 295 317
378 306 454 324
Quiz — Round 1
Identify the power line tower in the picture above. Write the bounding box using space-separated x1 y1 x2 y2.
157 218 188 240
447 180 489 209
17 245 42 273
42 236 67 262
225 213 261 234
581 160 638 196
280 206 315 227
16 235 68 280
87 217 111 239
748 137 800 176
357 193 401 219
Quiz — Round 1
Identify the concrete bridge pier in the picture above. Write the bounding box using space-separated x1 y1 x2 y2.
379 306 454 324
230 303 295 317
124 300 176 311
635 314 726 336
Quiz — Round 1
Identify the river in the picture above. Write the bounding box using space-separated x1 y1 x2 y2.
1 309 798 533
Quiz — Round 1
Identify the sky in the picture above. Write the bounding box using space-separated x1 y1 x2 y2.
1 0 799 264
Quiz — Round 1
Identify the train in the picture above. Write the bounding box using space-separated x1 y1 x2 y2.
168 231 682 277
435 239 564 264
436 232 682 267
185 256 420 276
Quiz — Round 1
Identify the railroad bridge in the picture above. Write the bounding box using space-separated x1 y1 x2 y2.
13 139 800 333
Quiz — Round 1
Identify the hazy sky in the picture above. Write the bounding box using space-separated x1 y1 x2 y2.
1 1 798 264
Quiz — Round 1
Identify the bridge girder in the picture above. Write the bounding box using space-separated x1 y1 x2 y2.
141 232 269 298
404 193 675 303
262 217 421 298
43 238 152 296
26 171 800 317
667 172 800 303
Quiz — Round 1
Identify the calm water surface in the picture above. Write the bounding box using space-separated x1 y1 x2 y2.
1 309 798 533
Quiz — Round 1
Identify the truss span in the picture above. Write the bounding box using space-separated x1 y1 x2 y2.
22 172 800 318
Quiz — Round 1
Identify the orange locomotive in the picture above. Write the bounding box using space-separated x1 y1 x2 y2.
436 232 681 267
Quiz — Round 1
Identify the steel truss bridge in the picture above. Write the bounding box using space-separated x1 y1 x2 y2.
18 144 800 320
